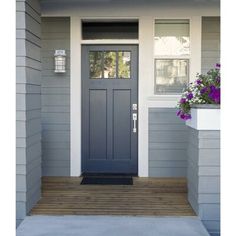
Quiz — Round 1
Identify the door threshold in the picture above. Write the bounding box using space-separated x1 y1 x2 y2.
82 172 137 177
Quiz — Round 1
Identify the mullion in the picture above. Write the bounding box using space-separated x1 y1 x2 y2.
102 50 104 79
116 51 119 79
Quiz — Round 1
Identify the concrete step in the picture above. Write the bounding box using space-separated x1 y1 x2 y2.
17 215 210 236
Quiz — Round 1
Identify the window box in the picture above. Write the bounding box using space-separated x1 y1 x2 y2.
186 104 220 130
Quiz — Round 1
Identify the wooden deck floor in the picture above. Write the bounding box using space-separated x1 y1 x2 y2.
30 177 195 216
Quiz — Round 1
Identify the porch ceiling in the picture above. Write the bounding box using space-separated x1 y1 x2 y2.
40 0 220 6
40 0 219 2
40 0 220 16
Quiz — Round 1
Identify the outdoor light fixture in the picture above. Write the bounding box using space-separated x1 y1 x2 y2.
54 50 66 73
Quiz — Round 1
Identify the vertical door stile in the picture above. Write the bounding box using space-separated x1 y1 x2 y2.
107 85 113 160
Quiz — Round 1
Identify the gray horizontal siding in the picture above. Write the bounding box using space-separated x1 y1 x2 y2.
17 118 41 138
16 67 41 85
202 17 220 74
16 0 41 227
41 17 70 176
187 127 220 236
149 108 188 177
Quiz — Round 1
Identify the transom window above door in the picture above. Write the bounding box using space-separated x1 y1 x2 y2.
89 51 131 79
82 21 139 40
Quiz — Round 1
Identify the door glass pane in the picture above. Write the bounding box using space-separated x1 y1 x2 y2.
154 20 190 56
155 59 188 94
89 51 103 79
104 51 116 78
118 51 131 79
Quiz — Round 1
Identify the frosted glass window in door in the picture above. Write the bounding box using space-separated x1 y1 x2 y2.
89 51 103 78
118 51 131 79
154 20 190 56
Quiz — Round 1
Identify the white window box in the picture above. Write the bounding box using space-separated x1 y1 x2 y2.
186 104 220 130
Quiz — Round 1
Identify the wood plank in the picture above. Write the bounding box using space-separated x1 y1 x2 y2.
30 177 195 216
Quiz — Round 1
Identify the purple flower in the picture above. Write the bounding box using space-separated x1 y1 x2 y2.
215 63 221 68
180 98 186 104
185 114 192 120
176 110 181 116
196 79 202 85
200 87 208 94
180 113 191 120
210 85 216 91
209 87 220 103
187 92 193 100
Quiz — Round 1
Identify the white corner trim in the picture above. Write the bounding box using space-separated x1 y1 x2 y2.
70 16 82 176
186 108 220 130
190 16 201 83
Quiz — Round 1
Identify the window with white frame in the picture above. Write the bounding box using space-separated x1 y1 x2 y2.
154 19 190 94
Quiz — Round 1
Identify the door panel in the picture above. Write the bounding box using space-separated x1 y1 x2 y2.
82 45 138 175
89 89 107 160
113 89 131 160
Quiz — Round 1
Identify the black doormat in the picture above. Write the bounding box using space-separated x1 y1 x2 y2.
81 175 133 185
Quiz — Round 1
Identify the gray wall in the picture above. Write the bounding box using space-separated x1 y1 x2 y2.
149 108 188 177
16 0 41 227
202 17 220 74
41 17 70 176
187 128 220 236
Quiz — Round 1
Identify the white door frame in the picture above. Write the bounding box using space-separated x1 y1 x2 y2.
70 17 150 176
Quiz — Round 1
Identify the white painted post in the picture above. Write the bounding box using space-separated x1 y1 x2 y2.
190 16 202 81
70 16 82 176
138 17 154 177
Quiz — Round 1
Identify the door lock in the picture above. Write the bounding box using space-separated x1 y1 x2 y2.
132 104 137 111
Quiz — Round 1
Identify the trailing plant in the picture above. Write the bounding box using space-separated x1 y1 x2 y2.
177 63 220 120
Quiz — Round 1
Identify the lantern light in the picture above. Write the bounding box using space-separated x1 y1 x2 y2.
54 50 66 73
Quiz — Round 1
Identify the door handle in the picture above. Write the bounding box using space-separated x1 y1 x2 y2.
133 113 137 133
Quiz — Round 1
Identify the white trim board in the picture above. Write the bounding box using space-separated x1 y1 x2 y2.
70 16 82 176
81 40 139 45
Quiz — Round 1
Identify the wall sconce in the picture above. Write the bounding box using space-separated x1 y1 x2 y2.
54 50 66 73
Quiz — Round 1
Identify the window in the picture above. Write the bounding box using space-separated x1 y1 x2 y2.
89 51 131 79
104 51 116 78
155 59 189 94
154 19 190 94
82 21 139 40
89 51 103 78
118 51 131 78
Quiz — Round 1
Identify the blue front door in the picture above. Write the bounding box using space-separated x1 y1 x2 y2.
82 45 138 175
